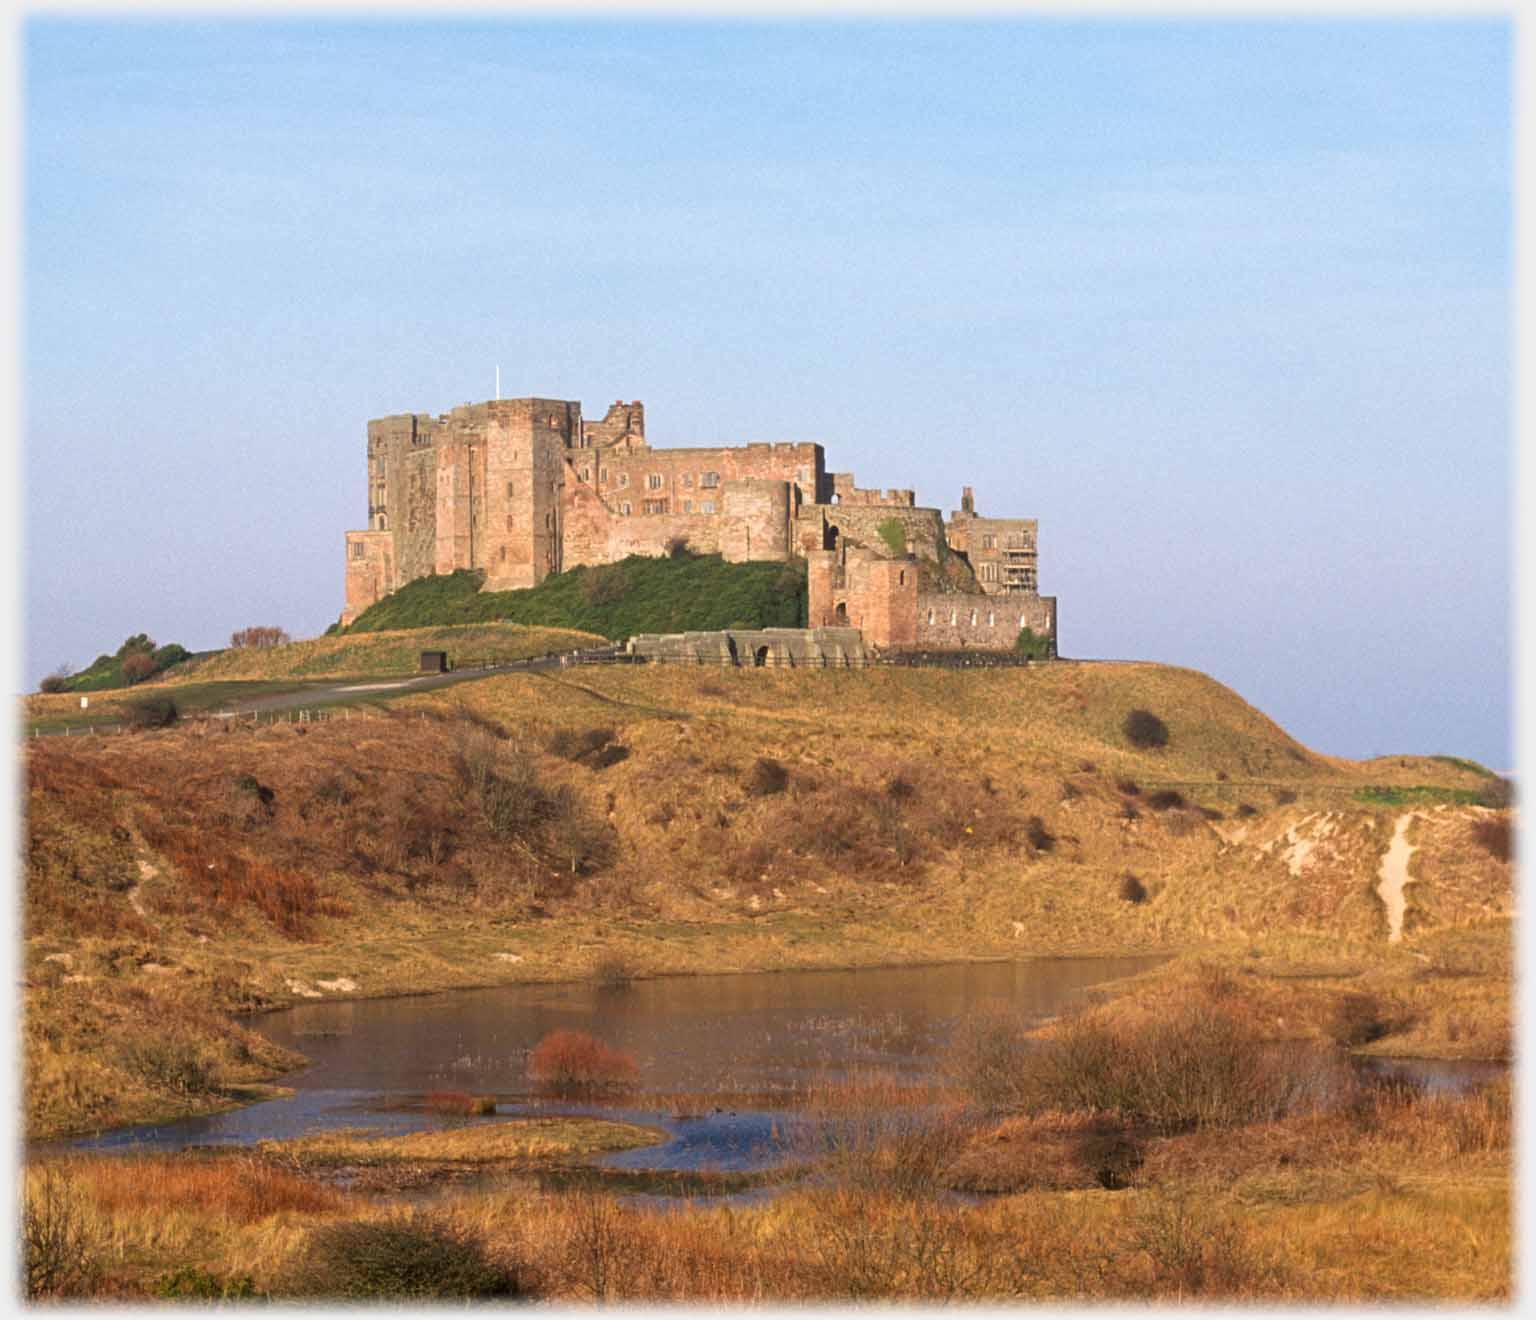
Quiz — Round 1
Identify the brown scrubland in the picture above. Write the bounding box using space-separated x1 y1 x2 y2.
20 659 1512 1301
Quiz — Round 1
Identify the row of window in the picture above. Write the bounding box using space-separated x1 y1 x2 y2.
979 532 1035 550
925 607 1041 629
590 469 723 491
615 499 717 516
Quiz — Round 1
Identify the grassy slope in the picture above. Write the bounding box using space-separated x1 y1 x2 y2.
22 661 1511 1138
21 623 608 732
339 554 807 638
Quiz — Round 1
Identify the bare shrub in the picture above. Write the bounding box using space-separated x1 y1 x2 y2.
747 756 789 796
527 1029 638 1092
119 1035 216 1095
1146 789 1184 811
1011 1002 1328 1129
1118 873 1148 904
593 952 635 990
1470 816 1512 862
803 1072 977 1197
23 1165 101 1299
1122 709 1169 750
40 674 69 694
949 1014 1034 1113
1475 775 1514 807
1024 815 1056 852
124 694 178 729
1126 1192 1284 1297
230 625 291 648
1059 780 1081 801
1325 992 1395 1048
548 726 617 762
1116 778 1141 796
280 1216 519 1299
566 1191 635 1302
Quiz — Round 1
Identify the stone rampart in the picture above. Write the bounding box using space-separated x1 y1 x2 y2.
628 626 868 668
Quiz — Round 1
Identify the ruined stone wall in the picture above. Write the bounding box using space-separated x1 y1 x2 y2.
720 480 793 563
592 441 826 511
821 504 947 562
914 591 1055 650
829 474 915 507
580 400 644 449
342 531 396 624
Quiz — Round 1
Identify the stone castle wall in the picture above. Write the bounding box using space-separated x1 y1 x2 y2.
343 393 1057 650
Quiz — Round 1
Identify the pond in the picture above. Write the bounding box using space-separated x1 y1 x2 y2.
67 956 1164 1162
63 955 1503 1177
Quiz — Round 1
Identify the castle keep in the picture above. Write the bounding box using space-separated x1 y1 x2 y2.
343 395 1056 653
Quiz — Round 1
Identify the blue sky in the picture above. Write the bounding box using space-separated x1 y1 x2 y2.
21 17 1512 768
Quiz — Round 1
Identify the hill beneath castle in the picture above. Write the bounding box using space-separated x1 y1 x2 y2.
336 552 807 638
22 660 1511 1138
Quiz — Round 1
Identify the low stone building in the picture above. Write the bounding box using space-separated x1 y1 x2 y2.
343 393 1057 656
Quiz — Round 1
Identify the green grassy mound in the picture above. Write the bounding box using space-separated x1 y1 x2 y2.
337 553 807 640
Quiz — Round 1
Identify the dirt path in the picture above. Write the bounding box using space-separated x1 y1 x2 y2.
1376 812 1420 943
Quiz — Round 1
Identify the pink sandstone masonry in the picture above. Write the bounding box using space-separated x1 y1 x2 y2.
342 392 1057 656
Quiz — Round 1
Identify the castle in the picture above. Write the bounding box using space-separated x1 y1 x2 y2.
343 394 1057 653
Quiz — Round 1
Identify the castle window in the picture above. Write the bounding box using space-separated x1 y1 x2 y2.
600 468 608 483
987 611 994 627
643 498 668 515
506 481 515 499
927 608 934 625
682 473 693 488
647 473 663 490
580 467 590 482
621 501 632 516
970 609 978 626
700 471 720 489
351 542 364 560
499 546 507 562
796 467 809 483
983 534 996 550
682 499 692 513
950 610 957 626
618 473 629 488
898 570 906 586
700 499 715 514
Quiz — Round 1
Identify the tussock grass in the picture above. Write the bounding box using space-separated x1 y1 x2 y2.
259 1117 661 1166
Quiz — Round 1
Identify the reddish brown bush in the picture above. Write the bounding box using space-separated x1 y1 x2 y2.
121 653 158 684
527 1030 638 1091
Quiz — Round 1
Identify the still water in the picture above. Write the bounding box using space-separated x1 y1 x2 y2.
70 957 1165 1158
66 956 1502 1174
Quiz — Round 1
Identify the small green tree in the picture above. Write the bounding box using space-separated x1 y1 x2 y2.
1013 627 1050 659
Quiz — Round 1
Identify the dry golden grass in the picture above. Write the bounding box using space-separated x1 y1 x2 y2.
21 662 1511 1139
258 1117 664 1166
